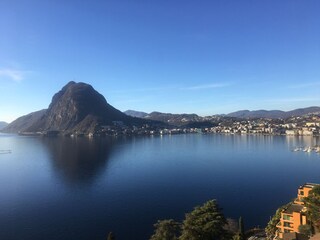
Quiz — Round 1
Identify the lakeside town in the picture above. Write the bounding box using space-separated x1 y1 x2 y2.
85 114 320 137
16 113 320 138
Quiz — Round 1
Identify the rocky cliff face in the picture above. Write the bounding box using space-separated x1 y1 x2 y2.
28 81 133 133
4 81 143 134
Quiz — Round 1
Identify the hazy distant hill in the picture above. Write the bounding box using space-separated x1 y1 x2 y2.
125 106 320 126
124 110 148 118
2 110 46 133
144 112 203 126
0 121 8 130
3 82 150 134
125 110 204 126
227 106 320 119
227 110 284 119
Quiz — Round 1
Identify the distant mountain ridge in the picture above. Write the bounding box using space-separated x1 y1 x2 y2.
0 121 8 130
145 112 203 126
124 110 148 118
227 106 320 119
2 110 46 133
124 106 320 126
3 82 149 134
124 110 204 126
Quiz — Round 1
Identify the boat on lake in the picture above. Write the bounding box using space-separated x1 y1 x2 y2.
292 146 320 154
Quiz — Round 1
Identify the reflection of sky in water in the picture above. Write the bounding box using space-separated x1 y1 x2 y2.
0 134 320 240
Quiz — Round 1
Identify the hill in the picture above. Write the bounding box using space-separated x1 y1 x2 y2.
3 82 149 134
227 107 320 119
124 110 148 118
2 110 46 133
0 121 8 130
125 110 206 126
145 112 203 126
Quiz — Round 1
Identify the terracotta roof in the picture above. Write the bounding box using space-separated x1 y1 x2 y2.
299 183 320 189
283 204 304 214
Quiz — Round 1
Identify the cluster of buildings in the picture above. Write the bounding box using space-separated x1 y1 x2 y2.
196 120 320 136
285 122 320 136
74 115 320 137
276 183 320 240
89 118 320 137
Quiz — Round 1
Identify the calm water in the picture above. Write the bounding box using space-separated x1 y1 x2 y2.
1 133 320 240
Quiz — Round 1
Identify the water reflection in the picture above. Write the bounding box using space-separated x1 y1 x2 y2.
285 135 320 148
41 137 116 185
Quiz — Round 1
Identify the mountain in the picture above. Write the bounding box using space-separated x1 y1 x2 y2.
227 106 320 119
0 121 8 130
125 106 320 126
3 81 147 134
124 110 204 126
286 106 320 118
227 110 284 119
124 110 148 118
144 112 203 126
2 110 46 133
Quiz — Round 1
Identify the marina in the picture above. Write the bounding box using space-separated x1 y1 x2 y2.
292 146 320 153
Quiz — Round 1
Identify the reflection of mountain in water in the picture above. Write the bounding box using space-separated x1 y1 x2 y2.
42 137 115 185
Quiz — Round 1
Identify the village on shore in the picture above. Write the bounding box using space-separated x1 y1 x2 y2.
18 114 320 138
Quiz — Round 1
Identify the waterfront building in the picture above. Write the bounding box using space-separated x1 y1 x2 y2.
276 183 320 239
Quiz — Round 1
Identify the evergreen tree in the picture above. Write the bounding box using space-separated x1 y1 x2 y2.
179 199 228 240
150 219 181 240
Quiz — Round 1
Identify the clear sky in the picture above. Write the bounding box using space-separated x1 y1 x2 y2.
1 0 320 123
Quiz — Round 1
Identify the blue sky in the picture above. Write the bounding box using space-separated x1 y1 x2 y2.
1 0 320 123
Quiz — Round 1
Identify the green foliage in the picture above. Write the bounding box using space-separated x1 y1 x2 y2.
232 234 241 240
298 224 312 236
304 186 320 230
107 232 115 240
179 199 229 240
265 203 291 240
150 219 181 240
311 185 320 196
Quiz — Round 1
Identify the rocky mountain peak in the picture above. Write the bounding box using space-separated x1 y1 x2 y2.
26 81 130 133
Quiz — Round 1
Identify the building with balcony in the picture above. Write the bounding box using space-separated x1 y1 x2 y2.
276 183 320 239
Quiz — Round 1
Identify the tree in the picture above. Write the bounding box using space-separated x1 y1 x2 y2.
265 203 291 240
179 199 228 240
239 217 244 236
107 232 115 240
150 219 181 240
304 185 320 230
232 217 245 240
298 224 312 237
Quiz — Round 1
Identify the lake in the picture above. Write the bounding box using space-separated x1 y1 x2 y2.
0 133 320 240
